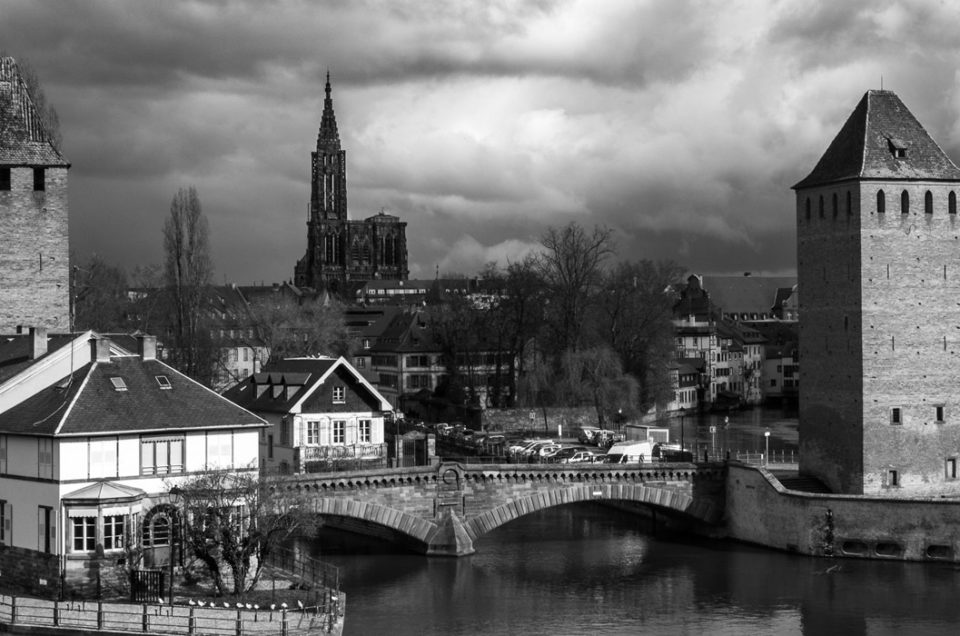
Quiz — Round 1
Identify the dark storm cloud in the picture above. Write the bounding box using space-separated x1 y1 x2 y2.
4 0 960 283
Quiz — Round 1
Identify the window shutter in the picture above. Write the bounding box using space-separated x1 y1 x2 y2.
38 507 45 551
3 503 11 544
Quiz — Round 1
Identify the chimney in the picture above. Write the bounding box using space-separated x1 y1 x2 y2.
137 334 157 361
90 336 112 363
29 327 47 359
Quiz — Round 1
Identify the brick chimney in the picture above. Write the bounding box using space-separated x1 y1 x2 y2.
137 334 157 361
90 336 111 363
29 326 47 359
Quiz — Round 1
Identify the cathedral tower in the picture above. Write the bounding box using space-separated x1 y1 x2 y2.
795 90 960 496
294 74 408 296
0 57 70 331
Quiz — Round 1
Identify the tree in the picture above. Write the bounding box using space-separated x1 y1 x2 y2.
71 254 129 331
556 346 638 428
499 255 546 405
163 186 214 381
538 223 614 357
243 292 354 368
597 260 686 411
170 469 312 597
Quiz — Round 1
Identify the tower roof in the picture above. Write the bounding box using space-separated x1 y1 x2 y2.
317 71 341 151
0 57 68 167
793 90 960 189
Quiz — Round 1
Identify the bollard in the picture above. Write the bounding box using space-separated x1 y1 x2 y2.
142 603 148 632
188 606 196 636
97 601 104 630
281 608 288 636
10 596 16 624
53 600 60 626
235 608 243 636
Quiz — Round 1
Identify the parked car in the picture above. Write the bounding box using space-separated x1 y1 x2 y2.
521 441 556 458
550 446 590 463
509 439 550 455
563 449 606 464
537 444 565 460
435 423 452 437
576 426 603 444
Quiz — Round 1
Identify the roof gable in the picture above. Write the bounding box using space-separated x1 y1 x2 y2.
795 90 960 189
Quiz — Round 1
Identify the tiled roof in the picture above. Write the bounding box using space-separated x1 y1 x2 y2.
0 332 83 384
0 58 68 166
795 90 960 189
0 365 88 435
223 357 339 413
55 356 265 436
701 276 797 316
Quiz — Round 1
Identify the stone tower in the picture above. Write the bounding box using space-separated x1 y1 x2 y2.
294 74 409 296
0 57 70 332
795 90 960 496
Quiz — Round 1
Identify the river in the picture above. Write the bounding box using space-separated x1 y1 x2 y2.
301 408 960 635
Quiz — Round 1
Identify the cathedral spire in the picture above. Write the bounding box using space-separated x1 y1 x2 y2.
318 71 341 150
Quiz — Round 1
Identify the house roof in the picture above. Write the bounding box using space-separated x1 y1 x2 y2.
0 353 266 437
700 276 797 316
63 480 145 503
794 90 960 189
223 356 392 414
0 58 68 167
0 332 82 384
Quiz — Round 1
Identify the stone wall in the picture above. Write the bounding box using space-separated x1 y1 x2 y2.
726 462 960 561
480 406 598 436
0 546 59 598
0 166 70 332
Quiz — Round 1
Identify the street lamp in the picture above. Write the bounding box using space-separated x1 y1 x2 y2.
168 486 182 605
764 430 771 467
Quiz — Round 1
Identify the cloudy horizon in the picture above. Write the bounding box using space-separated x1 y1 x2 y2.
2 0 958 284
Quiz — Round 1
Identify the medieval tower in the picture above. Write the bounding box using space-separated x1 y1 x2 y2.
0 57 70 331
795 90 960 496
294 74 409 296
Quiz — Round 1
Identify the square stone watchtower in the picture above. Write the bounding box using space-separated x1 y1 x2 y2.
795 90 960 496
0 57 71 332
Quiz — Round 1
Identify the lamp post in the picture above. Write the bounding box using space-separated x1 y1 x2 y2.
764 430 771 467
168 486 182 605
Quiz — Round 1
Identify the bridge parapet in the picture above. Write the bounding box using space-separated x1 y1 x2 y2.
279 462 727 556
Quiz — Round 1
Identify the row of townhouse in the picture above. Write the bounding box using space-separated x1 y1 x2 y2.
665 275 798 412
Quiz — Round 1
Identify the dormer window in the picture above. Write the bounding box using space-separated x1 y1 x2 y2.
889 138 908 159
155 375 172 390
109 377 127 391
333 386 345 403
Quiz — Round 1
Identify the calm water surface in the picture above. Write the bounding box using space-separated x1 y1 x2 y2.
305 409 960 635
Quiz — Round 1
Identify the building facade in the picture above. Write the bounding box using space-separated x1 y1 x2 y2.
0 57 70 332
795 90 960 495
294 74 409 295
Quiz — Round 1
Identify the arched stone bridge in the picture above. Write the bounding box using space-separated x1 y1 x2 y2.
278 462 727 556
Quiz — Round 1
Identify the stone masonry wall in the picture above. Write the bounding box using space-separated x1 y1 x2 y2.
481 406 598 436
0 546 59 598
0 166 70 332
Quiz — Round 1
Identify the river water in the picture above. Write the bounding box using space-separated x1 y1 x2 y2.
303 409 960 635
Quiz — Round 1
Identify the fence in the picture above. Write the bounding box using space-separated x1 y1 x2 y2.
0 593 341 635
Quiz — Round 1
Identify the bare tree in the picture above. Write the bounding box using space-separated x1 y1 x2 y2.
163 187 214 380
538 223 614 357
170 469 312 597
243 293 354 368
557 346 638 428
71 254 129 331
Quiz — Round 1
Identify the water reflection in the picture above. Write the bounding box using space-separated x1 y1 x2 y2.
302 500 960 636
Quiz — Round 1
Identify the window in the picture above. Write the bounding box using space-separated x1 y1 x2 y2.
140 436 184 475
155 375 172 389
359 419 371 444
280 420 291 446
355 357 365 369
901 190 909 215
877 190 885 214
832 193 838 218
38 506 53 553
333 420 346 444
0 501 9 544
947 458 958 480
38 438 53 479
89 437 118 479
0 167 9 191
847 191 852 217
103 515 125 550
0 435 6 474
363 339 370 350
146 514 170 547
206 432 233 468
925 191 933 215
951 192 957 215
805 198 811 221
891 407 902 425
110 377 128 391
33 168 45 191
333 386 345 403
306 421 320 445
887 469 900 487
267 434 274 459
818 195 824 219
72 516 96 552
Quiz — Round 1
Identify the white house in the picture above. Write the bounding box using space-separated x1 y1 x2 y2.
223 357 393 474
0 329 266 597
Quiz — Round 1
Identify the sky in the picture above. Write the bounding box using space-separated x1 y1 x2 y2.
3 0 960 284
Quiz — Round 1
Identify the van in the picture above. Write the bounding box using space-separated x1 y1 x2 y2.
605 441 654 464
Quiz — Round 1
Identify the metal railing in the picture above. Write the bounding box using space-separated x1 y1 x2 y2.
0 593 340 636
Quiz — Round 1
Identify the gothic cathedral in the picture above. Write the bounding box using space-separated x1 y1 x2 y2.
294 74 408 296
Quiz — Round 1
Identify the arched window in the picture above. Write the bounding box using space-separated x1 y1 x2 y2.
901 190 909 215
951 191 957 215
805 198 811 221
877 190 885 214
925 190 933 215
846 191 852 217
146 514 170 547
832 193 838 218
819 195 825 219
